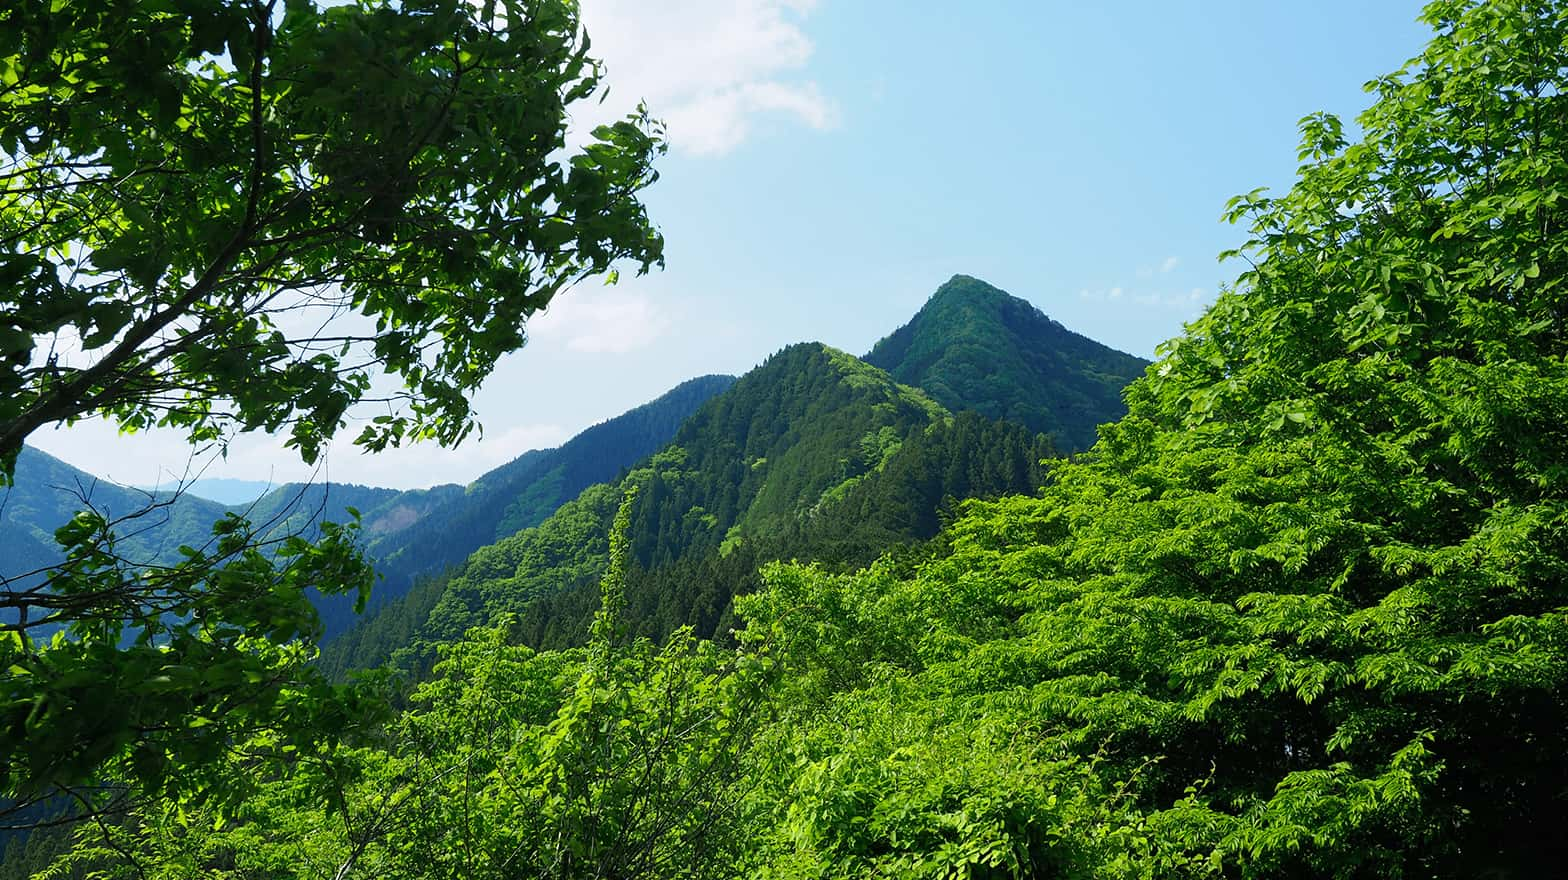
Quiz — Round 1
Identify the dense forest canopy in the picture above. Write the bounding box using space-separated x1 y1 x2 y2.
9 0 1568 878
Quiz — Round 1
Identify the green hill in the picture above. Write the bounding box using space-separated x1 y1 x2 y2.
305 374 734 641
362 374 735 598
0 447 228 586
323 341 1066 671
322 343 957 673
865 274 1148 451
513 408 1056 650
0 376 735 641
326 276 1156 673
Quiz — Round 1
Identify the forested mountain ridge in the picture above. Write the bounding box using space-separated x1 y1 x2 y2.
0 447 229 593
361 374 735 598
1 377 735 641
865 274 1149 451
312 374 735 639
512 409 1057 652
322 343 953 672
325 280 1156 672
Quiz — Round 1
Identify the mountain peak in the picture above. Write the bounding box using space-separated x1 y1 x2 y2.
865 276 1148 452
918 274 1062 329
934 273 1009 300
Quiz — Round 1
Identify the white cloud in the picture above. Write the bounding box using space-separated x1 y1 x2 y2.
1136 256 1181 278
529 285 672 354
1078 284 1211 312
664 81 836 155
299 420 573 489
577 0 838 156
481 422 571 451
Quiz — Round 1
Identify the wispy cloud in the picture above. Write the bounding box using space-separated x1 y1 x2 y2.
529 286 672 354
1135 256 1182 278
578 0 838 156
1079 285 1207 311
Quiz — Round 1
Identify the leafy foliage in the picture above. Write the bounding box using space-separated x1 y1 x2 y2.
0 0 662 828
733 2 1568 875
45 494 772 880
29 1 1568 877
1 508 387 815
330 2 1568 875
0 0 664 470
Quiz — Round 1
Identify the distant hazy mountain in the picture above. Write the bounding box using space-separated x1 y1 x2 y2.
169 478 278 505
0 446 449 598
2 447 229 585
865 275 1149 451
2 376 737 643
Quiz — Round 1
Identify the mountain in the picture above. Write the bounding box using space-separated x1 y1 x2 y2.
326 277 1158 674
0 446 448 607
322 343 947 670
513 408 1056 651
10 275 1148 664
864 274 1149 451
1 447 229 586
0 376 737 641
361 374 736 598
322 342 1059 674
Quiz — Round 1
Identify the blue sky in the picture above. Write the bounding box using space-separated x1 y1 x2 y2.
34 0 1436 489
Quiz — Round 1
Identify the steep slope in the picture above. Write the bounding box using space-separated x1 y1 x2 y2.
2 377 735 641
322 344 950 673
361 374 736 600
515 409 1056 650
0 446 455 633
864 274 1148 451
0 446 228 585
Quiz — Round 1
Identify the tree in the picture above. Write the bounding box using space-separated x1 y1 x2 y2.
48 492 773 880
737 1 1568 876
0 0 663 823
